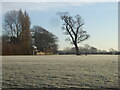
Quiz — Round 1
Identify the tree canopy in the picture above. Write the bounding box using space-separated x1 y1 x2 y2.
31 26 58 54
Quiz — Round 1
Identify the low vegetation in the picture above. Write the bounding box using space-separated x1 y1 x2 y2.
2 55 118 88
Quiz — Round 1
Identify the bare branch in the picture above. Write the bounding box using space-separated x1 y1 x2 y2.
58 12 90 55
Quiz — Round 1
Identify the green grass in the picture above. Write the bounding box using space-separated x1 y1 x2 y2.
2 55 118 88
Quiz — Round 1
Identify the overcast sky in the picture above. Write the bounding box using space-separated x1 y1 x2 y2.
1 2 118 51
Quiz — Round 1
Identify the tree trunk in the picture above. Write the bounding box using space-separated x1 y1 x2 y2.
75 44 80 55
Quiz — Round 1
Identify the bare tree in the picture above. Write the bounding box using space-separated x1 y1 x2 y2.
3 10 21 42
58 12 90 55
3 9 31 55
31 26 58 54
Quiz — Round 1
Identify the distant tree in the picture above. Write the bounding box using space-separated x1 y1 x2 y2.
84 44 91 55
3 9 31 55
97 49 101 54
70 47 76 53
101 50 107 54
109 48 117 55
63 47 71 53
79 46 85 54
58 12 90 55
31 26 58 54
90 47 98 53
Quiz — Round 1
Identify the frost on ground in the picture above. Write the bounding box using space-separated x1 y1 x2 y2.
2 55 118 88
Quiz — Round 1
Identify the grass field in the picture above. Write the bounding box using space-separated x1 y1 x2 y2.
2 55 118 88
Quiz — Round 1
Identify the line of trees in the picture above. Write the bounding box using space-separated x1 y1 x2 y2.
1 10 118 55
2 9 58 55
58 44 119 55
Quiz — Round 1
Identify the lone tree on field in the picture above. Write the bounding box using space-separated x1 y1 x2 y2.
58 12 90 55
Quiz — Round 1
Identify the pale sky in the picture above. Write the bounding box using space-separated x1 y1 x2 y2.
1 2 118 51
